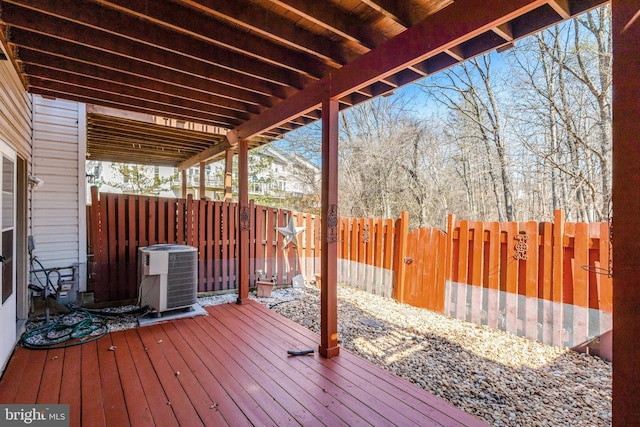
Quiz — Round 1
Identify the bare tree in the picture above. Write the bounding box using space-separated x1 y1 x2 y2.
420 57 516 221
508 6 611 221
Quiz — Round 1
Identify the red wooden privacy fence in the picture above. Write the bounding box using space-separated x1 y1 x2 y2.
88 188 321 302
87 189 611 347
386 210 612 348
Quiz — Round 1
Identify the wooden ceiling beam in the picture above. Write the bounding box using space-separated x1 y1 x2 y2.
268 0 385 49
88 118 223 144
28 84 240 128
444 46 465 61
178 139 234 170
87 137 203 153
87 120 217 141
85 128 215 150
11 31 276 109
360 0 452 27
2 1 310 92
26 68 249 125
85 0 333 78
87 140 204 158
547 0 572 19
265 0 432 98
87 140 208 158
19 50 264 116
229 0 553 141
87 152 181 167
178 0 355 67
492 23 515 41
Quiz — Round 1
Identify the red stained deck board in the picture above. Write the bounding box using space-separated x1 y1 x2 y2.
0 302 486 427
135 326 205 427
12 349 47 404
204 306 349 426
36 348 65 404
122 329 179 426
0 345 30 403
180 317 293 426
97 335 131 427
58 346 82 427
109 331 155 427
173 319 276 426
240 302 482 427
191 313 310 425
159 322 249 425
144 324 228 426
215 303 394 426
80 341 106 427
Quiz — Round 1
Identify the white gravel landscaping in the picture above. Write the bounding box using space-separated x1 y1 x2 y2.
249 283 612 427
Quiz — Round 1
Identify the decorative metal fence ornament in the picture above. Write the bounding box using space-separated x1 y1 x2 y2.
327 204 338 242
362 224 370 243
275 216 306 249
513 233 529 260
239 205 250 231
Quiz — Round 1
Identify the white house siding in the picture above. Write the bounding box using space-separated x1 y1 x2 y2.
31 96 86 293
0 57 32 373
0 63 32 158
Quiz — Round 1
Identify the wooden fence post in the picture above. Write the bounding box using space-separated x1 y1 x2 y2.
445 214 456 282
444 214 456 317
89 186 100 257
392 211 409 303
552 209 565 347
89 186 101 295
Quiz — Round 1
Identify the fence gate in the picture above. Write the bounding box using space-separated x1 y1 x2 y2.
399 227 448 311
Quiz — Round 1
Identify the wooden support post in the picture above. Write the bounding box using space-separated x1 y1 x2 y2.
237 139 249 304
612 2 640 424
199 161 206 200
319 97 340 358
224 149 234 202
392 211 409 303
181 169 187 199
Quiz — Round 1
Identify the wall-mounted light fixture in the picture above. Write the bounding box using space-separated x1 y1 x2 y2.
28 175 44 190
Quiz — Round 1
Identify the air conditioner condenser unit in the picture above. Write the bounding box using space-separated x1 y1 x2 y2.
138 244 198 315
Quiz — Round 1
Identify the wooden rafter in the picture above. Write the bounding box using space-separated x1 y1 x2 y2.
2 5 301 97
360 0 452 26
90 0 335 77
0 0 608 167
179 0 355 67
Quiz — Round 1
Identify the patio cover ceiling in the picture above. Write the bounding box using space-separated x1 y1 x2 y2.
0 0 607 168
85 105 269 167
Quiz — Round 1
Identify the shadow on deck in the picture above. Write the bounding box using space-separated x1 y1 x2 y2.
0 301 486 426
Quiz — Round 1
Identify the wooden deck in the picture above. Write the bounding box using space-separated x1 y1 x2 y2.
0 301 486 426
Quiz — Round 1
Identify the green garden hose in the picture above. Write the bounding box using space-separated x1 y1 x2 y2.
20 305 109 349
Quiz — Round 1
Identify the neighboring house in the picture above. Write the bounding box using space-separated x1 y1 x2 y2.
87 145 320 203
86 161 177 197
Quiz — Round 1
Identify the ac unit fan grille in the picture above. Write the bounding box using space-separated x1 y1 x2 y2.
166 251 198 309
